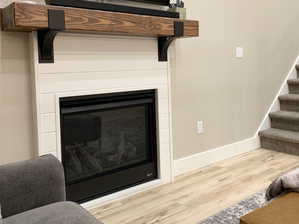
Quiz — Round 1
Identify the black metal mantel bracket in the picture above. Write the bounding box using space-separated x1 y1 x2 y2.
158 21 184 62
37 11 182 63
38 9 65 63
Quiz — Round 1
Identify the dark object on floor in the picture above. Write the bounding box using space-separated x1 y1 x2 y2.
0 155 103 224
266 167 299 200
240 192 299 224
199 191 266 224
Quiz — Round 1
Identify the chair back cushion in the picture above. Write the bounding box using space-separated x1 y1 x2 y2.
0 155 66 218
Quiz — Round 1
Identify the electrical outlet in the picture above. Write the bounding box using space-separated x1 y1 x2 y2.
197 121 204 134
235 47 244 58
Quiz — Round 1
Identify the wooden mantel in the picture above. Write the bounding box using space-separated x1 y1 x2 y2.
0 2 199 62
1 2 199 37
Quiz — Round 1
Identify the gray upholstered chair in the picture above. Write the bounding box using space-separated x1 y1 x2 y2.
0 155 103 224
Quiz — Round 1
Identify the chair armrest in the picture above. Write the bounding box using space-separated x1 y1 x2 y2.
0 155 66 218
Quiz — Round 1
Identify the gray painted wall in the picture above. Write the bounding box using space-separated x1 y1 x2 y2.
172 0 299 159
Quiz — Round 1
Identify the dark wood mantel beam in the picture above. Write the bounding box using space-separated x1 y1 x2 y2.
1 2 199 38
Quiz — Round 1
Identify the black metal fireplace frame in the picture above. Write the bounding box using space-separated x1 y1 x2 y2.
59 90 158 203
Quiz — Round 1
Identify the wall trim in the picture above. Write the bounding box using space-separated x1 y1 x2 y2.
173 137 260 177
255 55 299 136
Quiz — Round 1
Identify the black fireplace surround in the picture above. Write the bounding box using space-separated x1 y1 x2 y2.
60 90 158 203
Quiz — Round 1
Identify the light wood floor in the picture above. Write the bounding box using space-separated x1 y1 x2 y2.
90 149 299 224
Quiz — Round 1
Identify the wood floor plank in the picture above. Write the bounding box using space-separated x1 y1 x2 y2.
90 149 299 224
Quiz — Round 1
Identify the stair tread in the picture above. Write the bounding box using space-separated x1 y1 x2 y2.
279 94 299 101
260 128 299 144
288 79 299 84
270 111 299 121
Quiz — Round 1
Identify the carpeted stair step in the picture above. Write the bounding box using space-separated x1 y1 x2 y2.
259 128 299 155
288 79 299 94
270 111 299 132
279 94 299 112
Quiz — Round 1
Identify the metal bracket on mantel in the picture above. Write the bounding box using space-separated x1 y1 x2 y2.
158 21 184 62
37 11 182 63
38 9 65 63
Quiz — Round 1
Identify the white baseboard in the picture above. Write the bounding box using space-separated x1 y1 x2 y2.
173 137 260 177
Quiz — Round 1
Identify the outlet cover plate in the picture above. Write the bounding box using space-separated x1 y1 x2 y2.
197 120 204 134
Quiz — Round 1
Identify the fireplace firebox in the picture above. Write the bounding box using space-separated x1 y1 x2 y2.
60 90 158 202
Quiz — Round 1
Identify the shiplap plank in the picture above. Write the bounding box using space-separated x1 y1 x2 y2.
38 70 168 93
39 60 166 74
40 132 57 153
159 114 171 130
40 113 56 133
159 129 170 145
40 94 56 114
158 98 170 116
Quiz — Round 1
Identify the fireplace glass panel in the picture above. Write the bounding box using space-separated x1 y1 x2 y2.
62 106 150 184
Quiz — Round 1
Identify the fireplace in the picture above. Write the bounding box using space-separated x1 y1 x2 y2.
59 90 158 202
30 33 172 206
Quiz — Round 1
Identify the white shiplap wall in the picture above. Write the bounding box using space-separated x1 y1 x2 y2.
30 32 174 207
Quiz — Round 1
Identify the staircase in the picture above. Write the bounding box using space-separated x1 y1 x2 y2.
260 65 299 155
